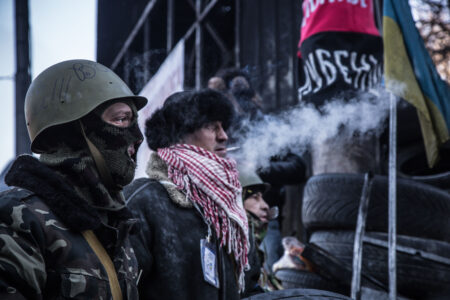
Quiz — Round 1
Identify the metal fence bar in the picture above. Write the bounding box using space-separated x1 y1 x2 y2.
235 0 241 67
351 172 374 300
167 0 174 53
15 0 31 156
111 0 158 70
363 236 450 266
388 92 397 300
290 0 299 105
195 0 202 90
205 23 231 65
123 51 130 84
186 0 230 64
183 0 219 41
143 18 151 83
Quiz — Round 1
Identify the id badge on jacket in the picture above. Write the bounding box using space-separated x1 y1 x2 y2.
200 239 220 288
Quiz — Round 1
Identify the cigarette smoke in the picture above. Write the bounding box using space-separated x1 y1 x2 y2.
229 87 399 171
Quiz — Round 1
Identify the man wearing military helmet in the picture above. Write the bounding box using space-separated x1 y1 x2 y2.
0 59 147 299
238 165 272 294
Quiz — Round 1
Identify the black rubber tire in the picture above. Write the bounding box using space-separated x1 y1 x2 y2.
397 143 450 192
309 230 450 299
395 100 424 148
302 173 450 242
274 269 346 294
242 288 351 299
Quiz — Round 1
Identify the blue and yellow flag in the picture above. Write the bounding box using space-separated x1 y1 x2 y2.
383 0 450 167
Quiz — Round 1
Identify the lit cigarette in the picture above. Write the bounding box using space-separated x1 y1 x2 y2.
226 146 240 152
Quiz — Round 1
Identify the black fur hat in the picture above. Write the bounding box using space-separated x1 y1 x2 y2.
145 89 235 150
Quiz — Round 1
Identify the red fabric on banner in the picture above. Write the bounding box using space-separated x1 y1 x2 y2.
298 0 380 57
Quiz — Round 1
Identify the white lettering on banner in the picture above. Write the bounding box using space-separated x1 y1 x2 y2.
316 49 337 85
351 53 371 89
348 0 367 7
369 55 381 87
334 50 351 84
305 52 323 93
298 48 382 100
298 65 312 96
309 0 323 13
302 0 368 27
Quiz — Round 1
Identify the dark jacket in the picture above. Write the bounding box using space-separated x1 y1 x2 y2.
124 153 242 300
0 155 139 299
258 153 306 187
242 213 266 297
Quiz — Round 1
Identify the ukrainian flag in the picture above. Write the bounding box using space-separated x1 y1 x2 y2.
383 0 450 167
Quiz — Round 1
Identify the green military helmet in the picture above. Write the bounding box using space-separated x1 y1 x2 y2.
238 163 270 197
25 59 148 153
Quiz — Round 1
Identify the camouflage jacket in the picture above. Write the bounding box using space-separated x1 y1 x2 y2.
0 155 139 300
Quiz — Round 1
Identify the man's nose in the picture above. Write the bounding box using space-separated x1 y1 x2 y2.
261 199 269 211
217 126 228 142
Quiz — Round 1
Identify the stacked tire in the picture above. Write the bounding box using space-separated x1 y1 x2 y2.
396 143 450 193
242 288 352 300
301 173 450 299
274 268 347 294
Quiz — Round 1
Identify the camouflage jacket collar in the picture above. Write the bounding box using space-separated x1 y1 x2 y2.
5 155 134 232
247 212 268 244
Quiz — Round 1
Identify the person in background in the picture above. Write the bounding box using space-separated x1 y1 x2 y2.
125 89 254 300
238 165 284 293
0 59 147 299
208 68 264 121
239 165 270 295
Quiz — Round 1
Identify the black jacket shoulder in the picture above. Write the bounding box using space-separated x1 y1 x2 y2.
0 187 34 203
124 178 156 202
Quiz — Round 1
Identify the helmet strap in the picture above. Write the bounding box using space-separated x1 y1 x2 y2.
79 121 119 191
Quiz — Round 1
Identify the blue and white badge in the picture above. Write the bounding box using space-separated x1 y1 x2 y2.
200 239 220 288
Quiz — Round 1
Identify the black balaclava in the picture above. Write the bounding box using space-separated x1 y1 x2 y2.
40 99 143 211
81 99 143 188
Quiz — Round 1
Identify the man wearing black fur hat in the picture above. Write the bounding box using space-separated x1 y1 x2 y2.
125 89 252 300
0 59 147 299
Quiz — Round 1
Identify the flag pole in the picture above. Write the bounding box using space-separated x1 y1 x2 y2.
388 92 397 300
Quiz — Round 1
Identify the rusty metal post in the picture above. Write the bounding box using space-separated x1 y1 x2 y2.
14 0 31 155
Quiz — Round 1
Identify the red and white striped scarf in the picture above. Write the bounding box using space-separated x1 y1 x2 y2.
158 144 249 290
